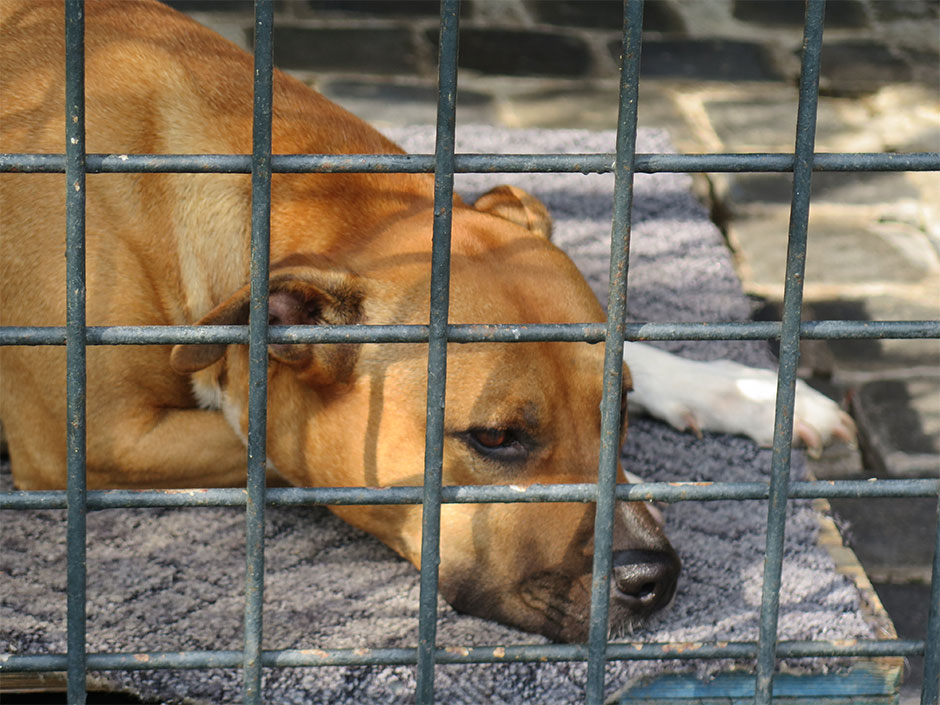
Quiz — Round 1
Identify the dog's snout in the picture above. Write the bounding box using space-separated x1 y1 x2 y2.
611 549 680 614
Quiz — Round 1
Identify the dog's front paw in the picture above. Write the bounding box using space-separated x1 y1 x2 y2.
790 378 857 457
720 363 858 455
671 359 856 456
624 344 857 456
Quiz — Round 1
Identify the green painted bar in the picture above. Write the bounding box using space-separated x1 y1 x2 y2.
0 0 936 702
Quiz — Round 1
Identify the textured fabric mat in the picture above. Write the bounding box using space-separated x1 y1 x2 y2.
0 127 875 704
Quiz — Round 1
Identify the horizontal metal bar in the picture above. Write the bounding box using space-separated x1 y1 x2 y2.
0 324 426 346
1 152 937 174
1 638 924 673
1 319 937 347
3 479 936 510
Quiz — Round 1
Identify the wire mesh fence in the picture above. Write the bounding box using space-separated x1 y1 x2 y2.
0 0 938 704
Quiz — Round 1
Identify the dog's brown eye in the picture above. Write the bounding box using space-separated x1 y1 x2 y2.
473 428 507 448
465 427 529 463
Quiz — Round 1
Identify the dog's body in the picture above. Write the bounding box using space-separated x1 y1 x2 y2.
0 0 853 642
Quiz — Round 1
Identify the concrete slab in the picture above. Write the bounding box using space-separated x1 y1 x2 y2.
728 213 939 291
754 298 940 388
702 94 849 151
725 170 922 208
316 77 497 127
854 377 940 478
818 40 915 93
827 495 937 584
873 582 934 705
806 438 867 481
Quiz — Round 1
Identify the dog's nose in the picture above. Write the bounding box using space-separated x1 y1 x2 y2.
611 549 680 614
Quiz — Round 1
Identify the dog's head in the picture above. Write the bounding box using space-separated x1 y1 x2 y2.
170 185 679 642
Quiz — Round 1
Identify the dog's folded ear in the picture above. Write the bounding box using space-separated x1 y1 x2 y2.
170 267 364 386
472 185 553 240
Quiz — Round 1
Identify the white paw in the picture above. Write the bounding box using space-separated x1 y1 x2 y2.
624 343 857 457
696 360 857 457
791 380 857 457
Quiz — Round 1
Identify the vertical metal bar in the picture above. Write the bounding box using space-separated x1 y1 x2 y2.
922 494 940 705
415 1 460 702
584 1 644 703
753 1 826 703
242 1 273 702
64 1 88 702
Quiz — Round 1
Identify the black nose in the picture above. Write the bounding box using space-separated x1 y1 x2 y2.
611 549 680 614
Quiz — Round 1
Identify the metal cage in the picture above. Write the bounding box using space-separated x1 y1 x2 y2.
1 0 938 704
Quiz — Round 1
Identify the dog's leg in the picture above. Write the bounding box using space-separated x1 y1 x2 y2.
86 407 252 489
6 403 249 491
3 350 251 490
623 341 856 457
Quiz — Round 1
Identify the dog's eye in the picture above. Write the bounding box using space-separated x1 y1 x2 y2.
473 428 508 448
465 427 529 463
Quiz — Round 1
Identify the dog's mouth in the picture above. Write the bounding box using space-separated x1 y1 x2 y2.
513 567 669 643
516 571 589 640
443 560 676 643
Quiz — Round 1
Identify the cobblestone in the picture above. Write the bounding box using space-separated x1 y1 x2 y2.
819 40 915 90
273 26 422 73
732 0 869 28
637 39 783 81
438 26 596 77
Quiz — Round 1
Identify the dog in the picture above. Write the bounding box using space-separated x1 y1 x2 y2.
0 0 854 643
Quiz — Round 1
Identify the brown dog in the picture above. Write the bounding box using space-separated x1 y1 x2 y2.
0 0 680 642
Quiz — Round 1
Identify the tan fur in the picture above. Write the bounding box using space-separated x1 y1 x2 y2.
0 0 677 642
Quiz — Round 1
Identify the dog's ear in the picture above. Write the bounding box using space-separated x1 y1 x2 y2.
473 185 552 240
170 268 364 386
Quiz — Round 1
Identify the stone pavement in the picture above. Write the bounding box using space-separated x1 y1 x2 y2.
162 1 940 702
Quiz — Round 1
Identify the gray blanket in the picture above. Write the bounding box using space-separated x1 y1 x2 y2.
0 128 874 704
